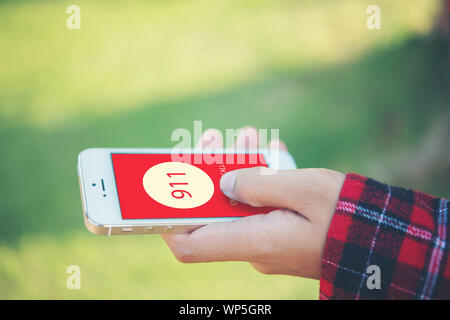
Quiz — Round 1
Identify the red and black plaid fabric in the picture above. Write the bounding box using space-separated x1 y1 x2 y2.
320 173 449 299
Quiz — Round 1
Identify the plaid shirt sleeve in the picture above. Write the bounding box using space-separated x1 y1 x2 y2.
319 173 450 300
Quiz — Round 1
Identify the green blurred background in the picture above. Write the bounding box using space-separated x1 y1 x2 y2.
0 0 448 299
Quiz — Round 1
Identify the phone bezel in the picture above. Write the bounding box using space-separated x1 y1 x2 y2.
78 148 297 230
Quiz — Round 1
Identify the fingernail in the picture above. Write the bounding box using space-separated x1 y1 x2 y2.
220 171 237 199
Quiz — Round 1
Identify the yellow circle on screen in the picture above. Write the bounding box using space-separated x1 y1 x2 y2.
142 161 214 209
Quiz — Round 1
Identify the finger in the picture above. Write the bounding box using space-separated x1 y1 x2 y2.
250 262 301 276
162 208 309 264
268 138 288 151
233 126 258 150
220 167 324 222
162 213 272 263
196 128 223 149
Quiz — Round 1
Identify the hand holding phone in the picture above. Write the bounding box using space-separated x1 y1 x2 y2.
77 145 297 235
162 127 346 280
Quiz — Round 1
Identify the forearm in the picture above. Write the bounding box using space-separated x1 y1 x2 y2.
320 173 449 300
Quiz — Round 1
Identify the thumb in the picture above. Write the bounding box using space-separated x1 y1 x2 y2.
220 167 345 224
220 166 314 219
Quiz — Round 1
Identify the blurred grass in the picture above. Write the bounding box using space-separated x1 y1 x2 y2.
0 232 318 299
0 0 448 299
0 0 440 125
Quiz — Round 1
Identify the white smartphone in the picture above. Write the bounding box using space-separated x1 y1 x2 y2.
77 148 297 235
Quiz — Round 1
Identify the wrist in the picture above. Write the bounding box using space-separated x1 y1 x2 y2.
315 169 346 278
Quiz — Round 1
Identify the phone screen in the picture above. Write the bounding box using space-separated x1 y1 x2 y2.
111 153 274 220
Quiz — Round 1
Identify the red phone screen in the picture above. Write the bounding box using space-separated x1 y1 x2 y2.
111 153 274 220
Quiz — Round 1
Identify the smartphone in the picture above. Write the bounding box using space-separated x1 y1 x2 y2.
77 148 297 235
